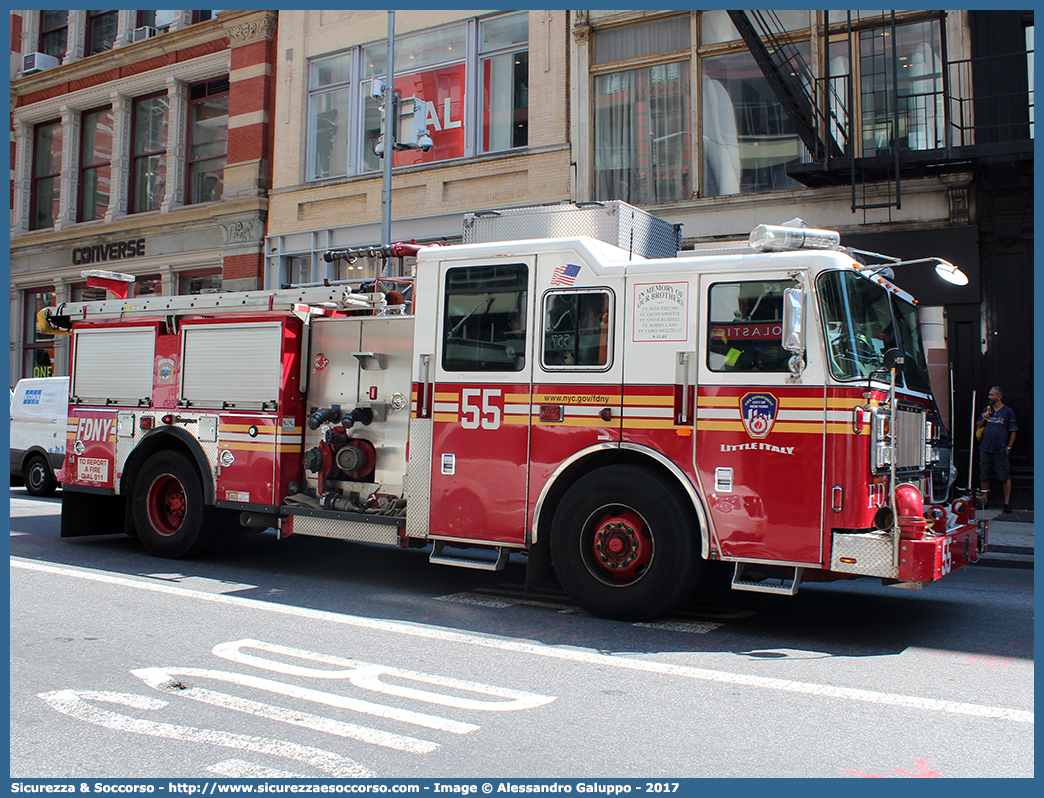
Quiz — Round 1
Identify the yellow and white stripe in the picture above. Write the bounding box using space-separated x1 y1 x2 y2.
696 395 869 436
219 422 304 453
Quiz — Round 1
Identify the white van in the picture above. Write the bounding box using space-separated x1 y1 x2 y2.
10 376 68 496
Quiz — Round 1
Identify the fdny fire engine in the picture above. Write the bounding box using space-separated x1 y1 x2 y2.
45 202 986 621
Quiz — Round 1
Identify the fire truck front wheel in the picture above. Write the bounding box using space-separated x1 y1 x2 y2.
132 451 218 558
551 465 700 621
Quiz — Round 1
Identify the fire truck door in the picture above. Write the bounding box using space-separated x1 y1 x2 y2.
529 278 625 507
427 258 535 545
695 271 826 565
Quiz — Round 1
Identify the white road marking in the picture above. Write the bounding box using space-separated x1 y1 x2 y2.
138 676 440 753
141 573 258 594
15 558 1033 725
437 591 577 613
436 593 516 608
214 639 557 712
132 666 479 734
208 759 305 778
37 689 374 777
633 619 724 634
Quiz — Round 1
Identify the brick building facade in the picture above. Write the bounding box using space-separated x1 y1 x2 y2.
9 9 277 384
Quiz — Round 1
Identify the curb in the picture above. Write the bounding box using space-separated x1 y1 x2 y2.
973 548 1033 569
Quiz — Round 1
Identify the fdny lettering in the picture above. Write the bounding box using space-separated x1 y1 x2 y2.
76 417 115 442
720 442 795 455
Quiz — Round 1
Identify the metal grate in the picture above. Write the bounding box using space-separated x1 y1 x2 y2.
895 404 927 471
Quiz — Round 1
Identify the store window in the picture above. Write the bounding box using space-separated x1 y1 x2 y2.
24 289 57 379
303 14 529 182
134 275 163 297
38 10 68 59
86 10 119 57
701 46 809 196
179 270 223 294
186 78 229 204
78 106 114 223
307 53 353 180
284 256 312 287
859 20 944 156
362 23 468 172
591 17 692 204
31 120 62 231
130 92 169 213
479 13 529 152
824 14 946 157
70 283 108 302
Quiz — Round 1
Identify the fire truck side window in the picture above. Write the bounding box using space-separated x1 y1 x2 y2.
542 291 611 369
707 279 796 372
442 263 528 372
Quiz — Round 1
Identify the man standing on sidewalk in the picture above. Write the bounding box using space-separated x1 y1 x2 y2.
977 386 1018 513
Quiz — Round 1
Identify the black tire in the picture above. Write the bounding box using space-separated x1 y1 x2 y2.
551 464 702 621
131 451 217 558
24 454 57 497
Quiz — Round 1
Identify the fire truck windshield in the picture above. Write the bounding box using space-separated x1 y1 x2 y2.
817 270 933 394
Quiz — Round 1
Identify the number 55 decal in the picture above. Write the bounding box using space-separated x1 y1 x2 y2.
461 388 502 430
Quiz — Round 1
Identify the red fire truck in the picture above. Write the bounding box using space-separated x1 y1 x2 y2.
46 203 987 621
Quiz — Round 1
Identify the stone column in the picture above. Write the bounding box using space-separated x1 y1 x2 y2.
66 10 86 63
161 78 188 213
11 120 31 234
55 105 79 230
105 91 131 222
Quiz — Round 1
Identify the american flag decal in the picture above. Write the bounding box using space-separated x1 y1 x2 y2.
551 263 582 287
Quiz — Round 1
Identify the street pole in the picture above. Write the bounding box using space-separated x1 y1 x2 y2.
381 10 395 249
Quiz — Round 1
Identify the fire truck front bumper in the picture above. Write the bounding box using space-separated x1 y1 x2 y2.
897 520 987 582
830 519 988 583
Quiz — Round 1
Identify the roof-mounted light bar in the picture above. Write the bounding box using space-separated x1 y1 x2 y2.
748 224 841 252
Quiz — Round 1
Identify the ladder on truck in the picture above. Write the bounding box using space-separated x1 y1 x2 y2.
39 270 401 332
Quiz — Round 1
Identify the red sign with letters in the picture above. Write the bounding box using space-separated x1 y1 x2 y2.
392 64 465 166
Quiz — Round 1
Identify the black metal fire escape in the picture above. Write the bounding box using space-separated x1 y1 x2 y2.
728 9 1035 217
728 9 902 214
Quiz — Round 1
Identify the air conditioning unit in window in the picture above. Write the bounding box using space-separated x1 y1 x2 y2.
133 26 158 43
23 52 60 74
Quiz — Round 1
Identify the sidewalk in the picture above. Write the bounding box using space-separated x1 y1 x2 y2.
974 508 1034 569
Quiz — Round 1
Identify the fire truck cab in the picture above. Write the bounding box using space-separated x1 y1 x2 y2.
49 204 986 621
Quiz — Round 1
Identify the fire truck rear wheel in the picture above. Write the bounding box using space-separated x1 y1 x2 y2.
551 465 700 621
132 451 218 559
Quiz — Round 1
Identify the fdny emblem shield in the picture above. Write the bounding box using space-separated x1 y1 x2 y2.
741 392 778 439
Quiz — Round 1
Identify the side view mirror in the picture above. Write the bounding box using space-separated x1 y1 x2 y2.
781 287 805 353
883 348 905 372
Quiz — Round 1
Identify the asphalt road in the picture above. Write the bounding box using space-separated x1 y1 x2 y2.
9 489 1035 779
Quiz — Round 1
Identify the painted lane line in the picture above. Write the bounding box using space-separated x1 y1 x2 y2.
132 667 478 735
37 689 374 777
633 620 725 634
208 759 305 778
15 558 1032 725
137 676 440 753
141 573 258 594
214 639 556 712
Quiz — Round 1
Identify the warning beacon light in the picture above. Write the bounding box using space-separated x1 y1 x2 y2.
748 223 841 252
